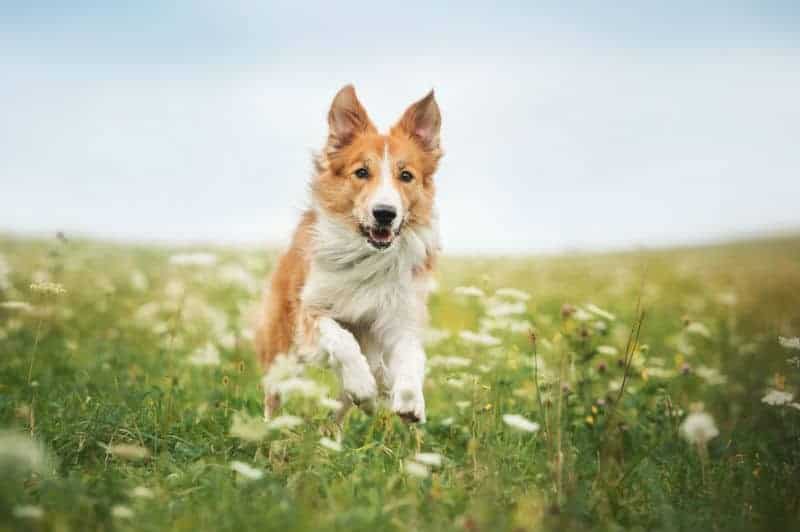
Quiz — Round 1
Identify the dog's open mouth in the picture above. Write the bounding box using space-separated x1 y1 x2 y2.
361 225 397 250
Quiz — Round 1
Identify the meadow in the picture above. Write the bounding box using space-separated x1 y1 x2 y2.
1 234 799 531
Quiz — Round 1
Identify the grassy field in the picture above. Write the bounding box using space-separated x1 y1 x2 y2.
1 234 799 531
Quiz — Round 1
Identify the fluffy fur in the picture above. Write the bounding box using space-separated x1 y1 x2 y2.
255 85 442 422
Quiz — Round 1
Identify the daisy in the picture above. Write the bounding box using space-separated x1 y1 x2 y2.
762 389 794 406
502 414 540 433
679 412 719 446
230 461 264 481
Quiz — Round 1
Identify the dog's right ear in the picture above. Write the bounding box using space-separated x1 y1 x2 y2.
327 85 376 149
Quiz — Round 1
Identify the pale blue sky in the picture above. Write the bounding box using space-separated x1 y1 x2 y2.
1 2 799 252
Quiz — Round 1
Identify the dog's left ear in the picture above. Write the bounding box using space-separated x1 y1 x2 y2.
394 90 441 151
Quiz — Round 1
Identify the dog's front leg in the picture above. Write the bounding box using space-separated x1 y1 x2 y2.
317 317 378 411
386 335 427 423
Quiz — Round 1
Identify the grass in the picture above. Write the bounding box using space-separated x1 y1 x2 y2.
1 233 799 531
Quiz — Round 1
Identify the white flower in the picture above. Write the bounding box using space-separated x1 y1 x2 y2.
485 300 527 317
130 486 155 499
686 322 711 339
679 412 719 446
584 303 616 321
0 254 10 291
502 414 540 433
404 460 430 478
229 411 269 442
261 354 302 390
428 356 472 369
267 415 304 430
494 288 530 301
423 327 451 345
319 437 343 452
130 270 149 291
169 252 218 267
459 330 501 347
789 403 800 411
695 366 727 385
271 377 327 399
0 301 33 312
13 505 44 520
101 443 150 461
453 286 485 298
596 345 619 356
762 389 794 406
455 401 471 410
111 505 134 519
29 281 66 295
779 336 800 350
218 263 260 293
318 397 344 410
414 452 443 467
188 343 221 366
440 417 455 426
230 461 264 480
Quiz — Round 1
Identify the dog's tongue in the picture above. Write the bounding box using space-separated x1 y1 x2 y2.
370 227 392 242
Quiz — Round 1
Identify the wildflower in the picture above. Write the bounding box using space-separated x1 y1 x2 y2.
414 452 443 467
485 300 526 317
319 397 344 410
453 286 485 298
169 252 218 267
502 414 540 433
440 417 454 426
102 443 150 461
272 377 327 399
0 301 33 312
188 343 221 366
695 366 727 385
459 330 501 347
584 303 616 321
404 460 430 478
679 412 719 446
681 363 692 375
423 327 451 345
494 288 530 301
686 322 711 339
13 505 44 520
319 437 342 452
111 505 134 519
597 345 619 356
762 389 794 406
130 270 149 291
266 415 304 430
29 281 66 295
455 401 470 410
230 461 264 481
779 336 800 350
229 411 269 442
218 263 260 293
130 486 155 499
428 355 472 369
560 304 576 319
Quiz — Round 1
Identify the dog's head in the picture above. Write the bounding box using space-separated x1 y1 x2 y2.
312 85 442 250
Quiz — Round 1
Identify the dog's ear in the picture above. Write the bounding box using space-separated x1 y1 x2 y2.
327 85 375 149
394 90 441 151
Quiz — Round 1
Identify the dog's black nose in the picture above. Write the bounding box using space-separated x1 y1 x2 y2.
372 205 397 226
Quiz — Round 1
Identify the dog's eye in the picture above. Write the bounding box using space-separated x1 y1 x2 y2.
354 168 369 179
399 170 414 183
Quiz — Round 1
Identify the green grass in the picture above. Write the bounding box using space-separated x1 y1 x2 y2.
1 234 799 531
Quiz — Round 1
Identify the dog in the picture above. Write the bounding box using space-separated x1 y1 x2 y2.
255 85 442 423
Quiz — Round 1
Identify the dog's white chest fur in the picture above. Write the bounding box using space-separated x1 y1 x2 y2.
301 213 438 330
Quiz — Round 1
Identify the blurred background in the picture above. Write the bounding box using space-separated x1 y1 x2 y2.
1 1 798 254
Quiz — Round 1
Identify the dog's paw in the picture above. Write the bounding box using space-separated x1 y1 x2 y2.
391 380 426 423
342 363 378 411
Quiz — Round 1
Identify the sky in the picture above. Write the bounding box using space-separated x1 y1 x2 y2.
1 1 799 253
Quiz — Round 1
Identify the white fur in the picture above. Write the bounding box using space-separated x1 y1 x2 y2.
371 142 403 230
299 208 440 421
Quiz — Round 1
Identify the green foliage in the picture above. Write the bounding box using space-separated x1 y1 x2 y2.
0 234 799 531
